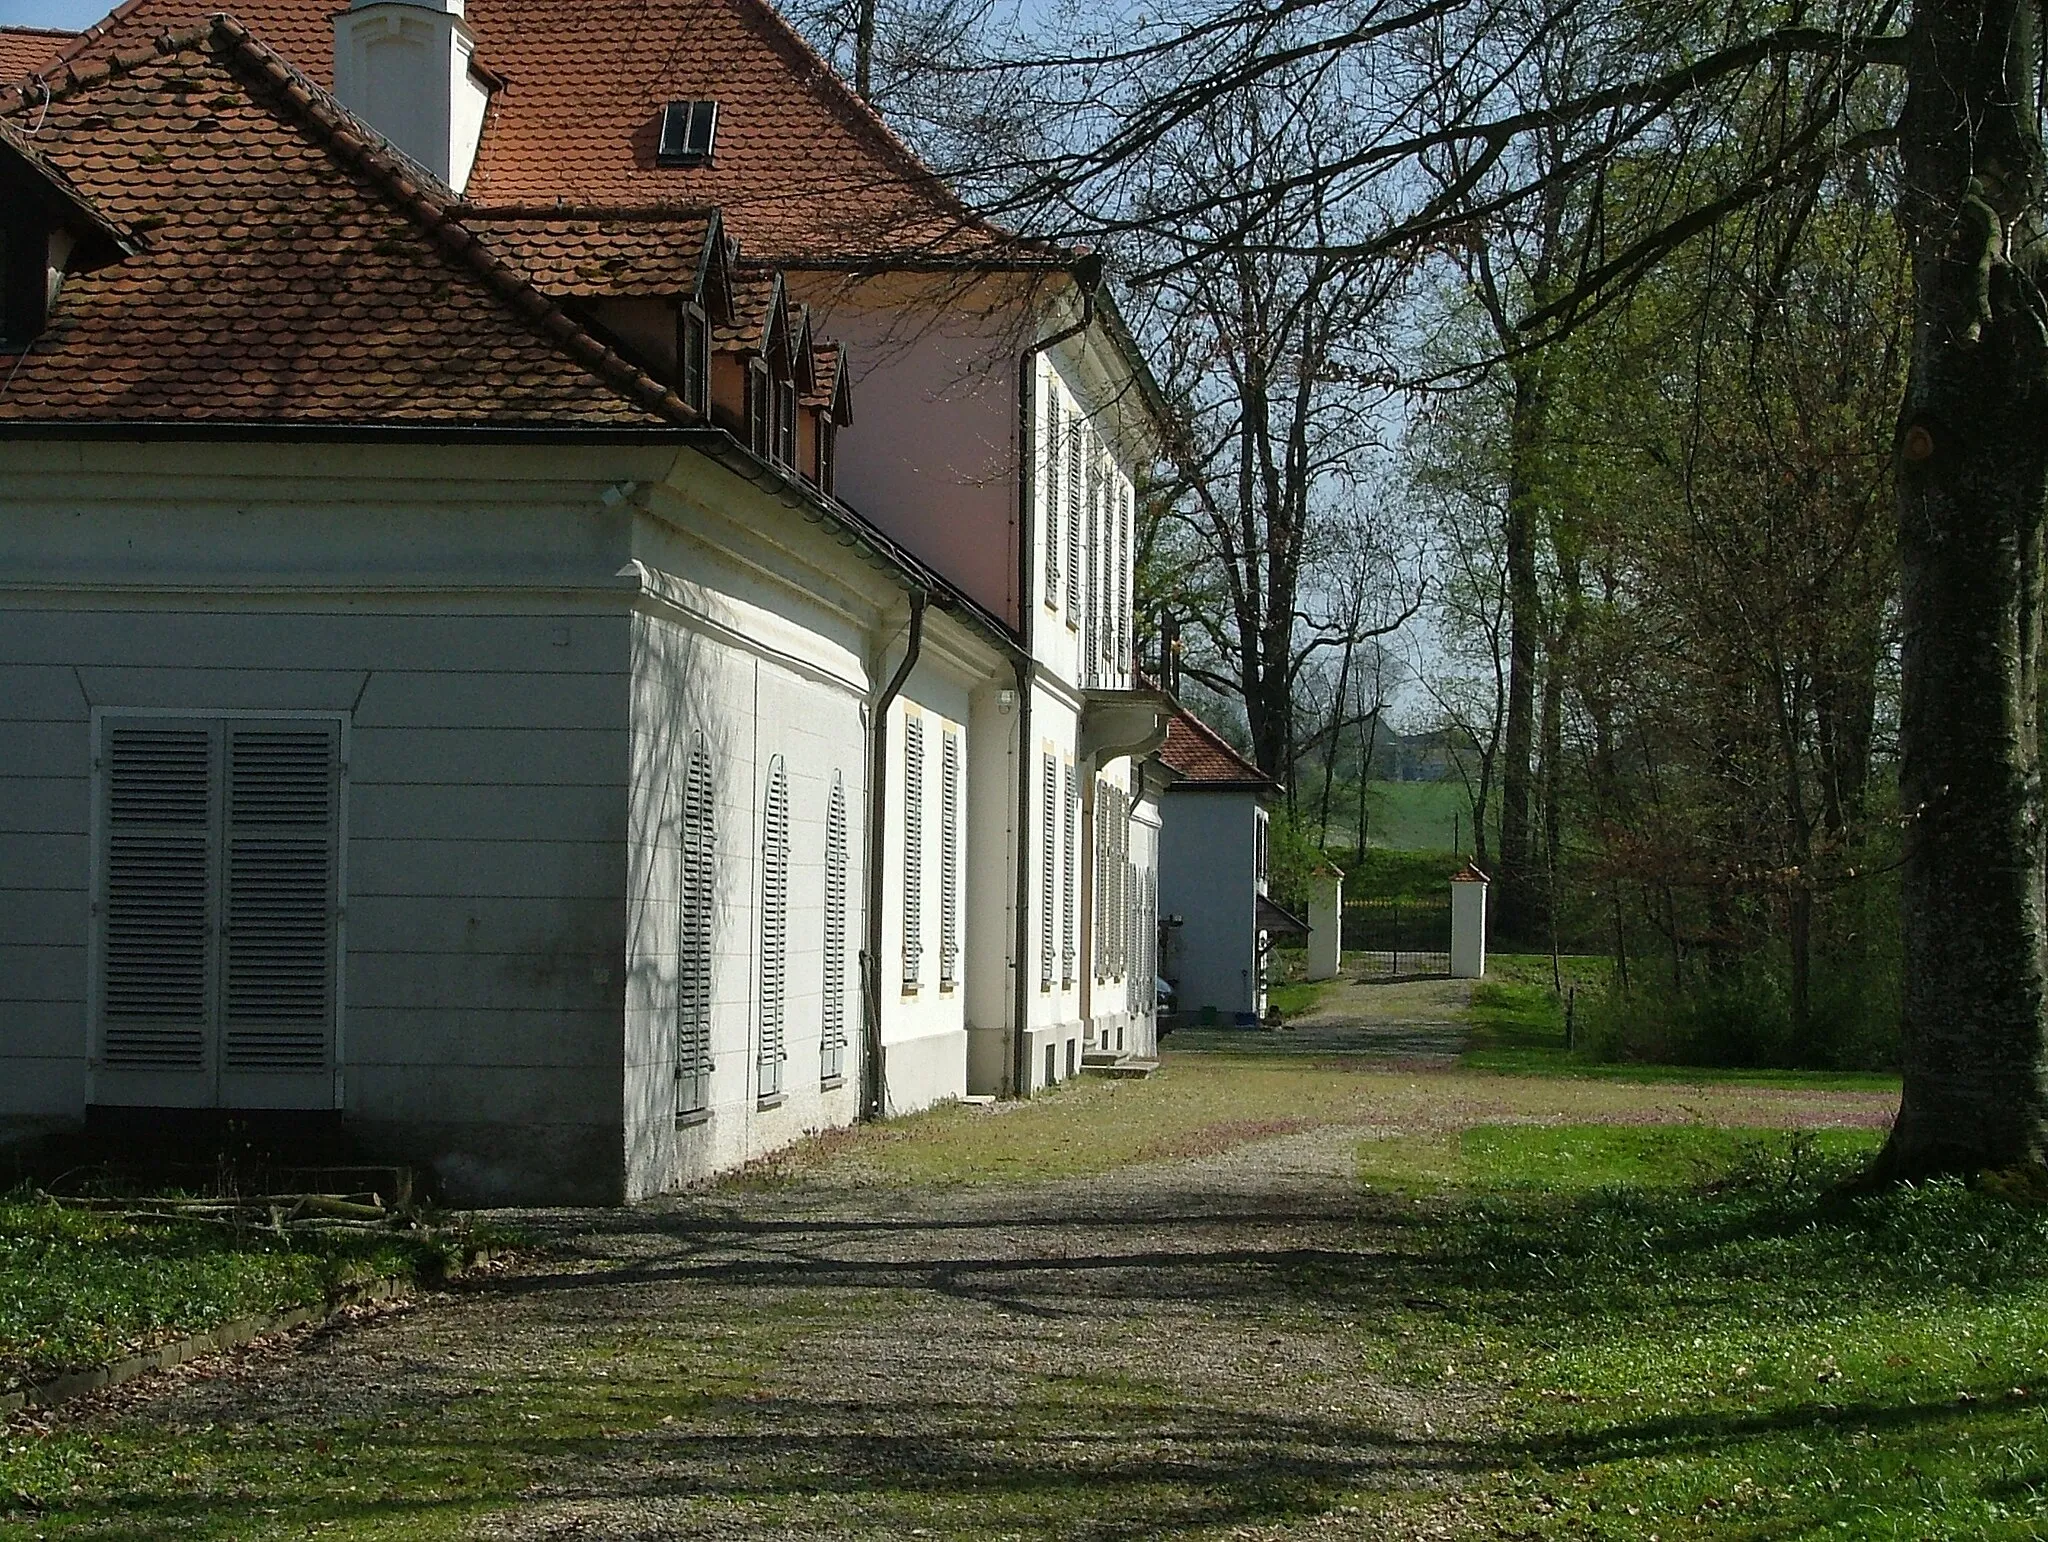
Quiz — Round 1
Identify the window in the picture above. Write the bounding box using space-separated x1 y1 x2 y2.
1 219 49 352
758 757 789 1103
1064 413 1083 626
677 732 715 1118
902 713 924 989
1060 763 1077 988
656 99 719 166
774 370 798 468
821 774 849 1086
677 303 708 414
1042 387 1063 608
816 419 836 494
1039 753 1056 989
1255 809 1270 891
93 715 341 1105
747 360 770 456
939 731 961 989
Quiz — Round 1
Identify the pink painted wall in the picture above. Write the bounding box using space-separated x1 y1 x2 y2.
791 280 1029 628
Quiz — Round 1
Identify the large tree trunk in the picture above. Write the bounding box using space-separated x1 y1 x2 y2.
1496 370 1545 938
1877 0 2048 1178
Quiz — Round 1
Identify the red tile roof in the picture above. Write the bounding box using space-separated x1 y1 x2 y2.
0 20 695 427
1159 708 1277 789
44 0 1036 262
464 209 721 298
0 25 71 81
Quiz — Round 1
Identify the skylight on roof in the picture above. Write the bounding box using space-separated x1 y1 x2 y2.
656 101 719 167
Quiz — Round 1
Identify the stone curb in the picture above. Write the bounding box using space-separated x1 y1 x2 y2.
0 1246 504 1417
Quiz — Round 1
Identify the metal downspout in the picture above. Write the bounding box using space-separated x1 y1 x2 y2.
860 590 927 1122
1009 260 1099 1098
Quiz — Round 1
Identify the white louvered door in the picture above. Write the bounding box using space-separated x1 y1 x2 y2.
94 714 342 1109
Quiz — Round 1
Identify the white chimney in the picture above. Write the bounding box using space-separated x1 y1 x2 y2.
333 0 490 194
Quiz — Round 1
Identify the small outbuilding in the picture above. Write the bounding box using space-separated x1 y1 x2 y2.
1154 709 1284 1026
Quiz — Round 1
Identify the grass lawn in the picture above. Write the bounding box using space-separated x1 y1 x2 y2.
1329 846 1467 902
1356 779 1475 852
1352 1124 2048 1539
0 1193 460 1392
1265 978 1331 1017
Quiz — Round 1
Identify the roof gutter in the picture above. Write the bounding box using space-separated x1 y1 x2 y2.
1006 255 1100 1098
860 589 927 1122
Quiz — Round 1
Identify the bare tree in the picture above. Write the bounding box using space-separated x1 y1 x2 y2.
1136 79 1422 782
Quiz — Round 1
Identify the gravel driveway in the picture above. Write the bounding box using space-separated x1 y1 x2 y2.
38 1120 1481 1541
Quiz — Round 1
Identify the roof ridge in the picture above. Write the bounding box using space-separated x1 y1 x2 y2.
0 21 207 112
456 203 724 222
194 14 698 428
22 0 159 83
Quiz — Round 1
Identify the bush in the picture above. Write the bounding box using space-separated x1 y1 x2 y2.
1577 944 1899 1071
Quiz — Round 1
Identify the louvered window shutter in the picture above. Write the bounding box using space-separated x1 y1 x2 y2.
821 774 848 1084
1060 763 1077 987
1117 488 1132 680
758 758 789 1100
902 714 923 987
1039 753 1056 987
97 715 341 1106
221 723 340 1082
1092 780 1106 980
1083 467 1100 685
1042 390 1062 607
940 731 960 987
1065 414 1083 623
98 722 216 1082
1106 785 1120 980
677 733 716 1117
1097 474 1112 675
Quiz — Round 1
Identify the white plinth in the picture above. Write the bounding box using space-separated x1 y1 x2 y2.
1450 873 1488 978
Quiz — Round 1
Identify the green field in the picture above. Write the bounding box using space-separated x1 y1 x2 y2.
1358 778 1475 851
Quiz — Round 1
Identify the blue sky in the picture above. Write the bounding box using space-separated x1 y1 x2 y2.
3 0 112 26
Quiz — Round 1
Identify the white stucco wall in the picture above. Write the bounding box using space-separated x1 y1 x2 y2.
0 440 676 1202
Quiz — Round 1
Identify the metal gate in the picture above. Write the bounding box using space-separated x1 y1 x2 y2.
1341 897 1452 978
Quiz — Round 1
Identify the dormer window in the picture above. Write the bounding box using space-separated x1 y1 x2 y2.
678 302 708 414
0 218 50 352
657 100 719 167
773 371 797 468
747 359 770 455
816 419 836 494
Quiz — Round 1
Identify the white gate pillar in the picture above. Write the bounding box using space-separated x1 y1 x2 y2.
1306 865 1344 981
1450 863 1489 979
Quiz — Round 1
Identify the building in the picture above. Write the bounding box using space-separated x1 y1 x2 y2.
1156 708 1289 1026
0 0 1171 1199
